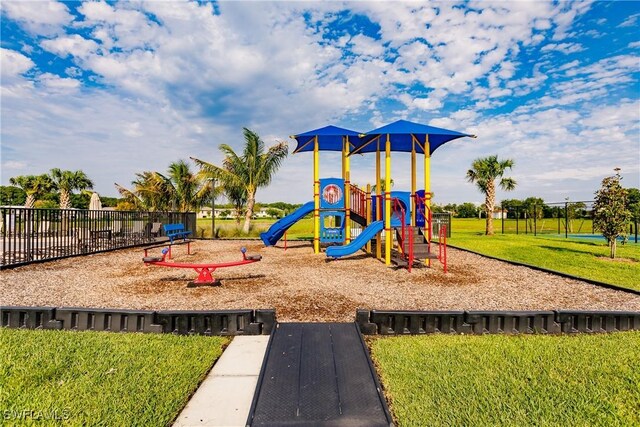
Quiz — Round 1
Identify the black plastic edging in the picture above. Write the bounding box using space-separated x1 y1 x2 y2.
0 306 276 336
356 309 640 335
446 243 640 296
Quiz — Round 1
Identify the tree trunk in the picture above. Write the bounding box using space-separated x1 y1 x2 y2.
24 194 35 208
243 191 255 234
485 182 495 235
610 238 616 259
59 190 71 209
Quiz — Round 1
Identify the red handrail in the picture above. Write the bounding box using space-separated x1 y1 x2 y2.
408 228 413 273
349 184 367 218
391 197 406 253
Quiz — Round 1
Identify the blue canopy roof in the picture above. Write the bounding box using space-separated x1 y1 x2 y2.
351 119 475 155
291 125 361 153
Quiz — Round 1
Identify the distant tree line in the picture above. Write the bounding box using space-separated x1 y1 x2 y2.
432 190 639 223
0 169 109 209
116 127 288 232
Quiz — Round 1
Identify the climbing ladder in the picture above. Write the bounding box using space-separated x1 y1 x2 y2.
347 184 447 272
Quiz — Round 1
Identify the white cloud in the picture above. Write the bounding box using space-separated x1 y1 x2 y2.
555 60 580 71
1 1 638 204
1 0 73 36
349 34 385 57
0 48 34 80
540 42 585 54
40 34 99 59
1 160 27 171
628 41 640 49
37 73 80 93
618 13 639 28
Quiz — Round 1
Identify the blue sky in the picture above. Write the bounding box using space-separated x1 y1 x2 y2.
1 1 639 205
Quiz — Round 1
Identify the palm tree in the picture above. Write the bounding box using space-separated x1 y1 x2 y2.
9 174 55 208
371 178 394 193
160 160 213 212
466 155 516 235
115 162 216 212
50 169 94 209
192 128 288 233
116 171 160 211
224 183 247 225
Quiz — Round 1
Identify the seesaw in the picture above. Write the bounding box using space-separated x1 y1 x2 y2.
143 247 262 287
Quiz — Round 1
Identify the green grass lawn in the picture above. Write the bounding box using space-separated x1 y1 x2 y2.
195 216 314 239
371 332 640 427
448 219 640 291
0 328 228 426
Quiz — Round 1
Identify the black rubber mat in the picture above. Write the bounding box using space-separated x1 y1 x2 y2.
247 323 393 426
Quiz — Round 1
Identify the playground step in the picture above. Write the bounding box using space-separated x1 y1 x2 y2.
349 210 368 226
248 323 392 426
391 255 408 267
400 244 431 257
413 252 439 260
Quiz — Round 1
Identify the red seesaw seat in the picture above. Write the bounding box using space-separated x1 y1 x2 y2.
143 247 262 286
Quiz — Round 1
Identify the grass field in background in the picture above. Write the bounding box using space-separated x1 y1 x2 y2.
371 332 640 427
195 216 314 239
449 219 640 291
0 329 227 426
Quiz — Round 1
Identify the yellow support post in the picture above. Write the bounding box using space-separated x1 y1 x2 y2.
385 134 391 266
365 183 371 254
411 141 416 227
314 136 320 254
424 135 431 266
341 137 346 179
376 142 381 260
344 137 351 244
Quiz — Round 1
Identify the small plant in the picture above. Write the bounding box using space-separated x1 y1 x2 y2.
593 169 631 259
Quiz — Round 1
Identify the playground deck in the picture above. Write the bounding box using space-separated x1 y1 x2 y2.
1 240 639 322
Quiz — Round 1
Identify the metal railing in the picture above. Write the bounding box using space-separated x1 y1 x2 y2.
349 184 367 219
499 201 638 242
432 212 451 238
1 207 196 267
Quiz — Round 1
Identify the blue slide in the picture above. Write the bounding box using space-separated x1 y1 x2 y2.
260 201 314 246
326 219 399 258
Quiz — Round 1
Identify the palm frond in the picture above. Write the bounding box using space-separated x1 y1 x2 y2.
500 177 517 191
255 141 289 187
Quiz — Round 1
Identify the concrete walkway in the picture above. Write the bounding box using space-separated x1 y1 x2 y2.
173 335 270 427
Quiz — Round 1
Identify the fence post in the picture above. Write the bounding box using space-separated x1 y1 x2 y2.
502 205 505 234
534 205 537 237
565 202 568 238
516 208 519 235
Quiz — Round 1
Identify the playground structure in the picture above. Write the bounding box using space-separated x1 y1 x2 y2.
260 120 474 270
143 246 262 286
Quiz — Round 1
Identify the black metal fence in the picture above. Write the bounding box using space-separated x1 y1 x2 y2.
1 207 196 267
500 201 639 243
432 212 452 238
